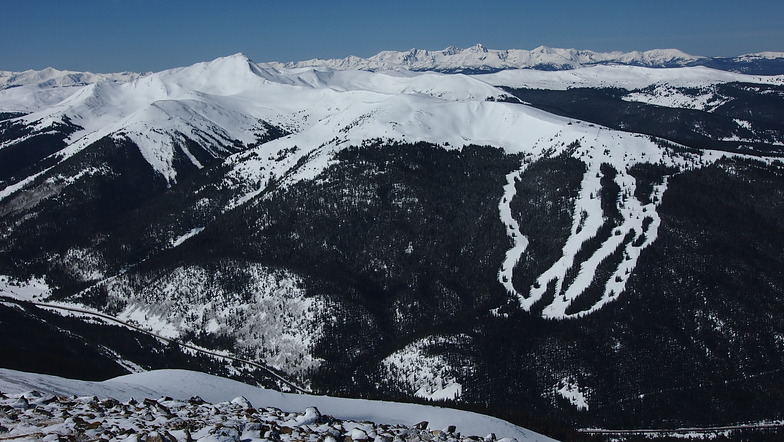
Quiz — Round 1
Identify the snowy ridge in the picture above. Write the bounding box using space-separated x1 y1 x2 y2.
734 51 784 61
0 67 143 90
0 368 554 441
2 53 512 190
267 44 705 72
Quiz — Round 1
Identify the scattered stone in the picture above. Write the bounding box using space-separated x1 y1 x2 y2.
0 391 498 442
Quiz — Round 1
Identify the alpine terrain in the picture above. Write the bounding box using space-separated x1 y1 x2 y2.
1 45 784 439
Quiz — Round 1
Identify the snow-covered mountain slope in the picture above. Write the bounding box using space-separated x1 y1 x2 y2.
0 368 553 441
1 53 763 322
267 44 705 72
0 53 513 187
1 53 781 347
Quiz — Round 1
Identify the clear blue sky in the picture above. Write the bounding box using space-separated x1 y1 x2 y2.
2 0 783 73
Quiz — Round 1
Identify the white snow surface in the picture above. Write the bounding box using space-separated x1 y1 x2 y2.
622 84 731 111
0 67 142 90
555 378 590 411
0 368 554 441
0 275 52 302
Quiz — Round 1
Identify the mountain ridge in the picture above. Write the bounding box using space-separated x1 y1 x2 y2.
264 44 784 75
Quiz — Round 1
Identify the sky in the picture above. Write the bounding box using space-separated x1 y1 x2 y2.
2 0 783 73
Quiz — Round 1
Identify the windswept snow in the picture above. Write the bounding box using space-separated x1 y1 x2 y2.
4 53 783 322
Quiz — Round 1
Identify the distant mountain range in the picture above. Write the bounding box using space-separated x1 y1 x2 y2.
265 44 784 75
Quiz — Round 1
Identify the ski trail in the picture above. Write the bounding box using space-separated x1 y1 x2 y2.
572 177 668 317
522 165 604 310
506 160 671 319
497 161 530 298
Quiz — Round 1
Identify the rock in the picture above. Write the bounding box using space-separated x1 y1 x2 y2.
230 396 253 409
11 397 30 410
296 406 322 425
349 428 369 440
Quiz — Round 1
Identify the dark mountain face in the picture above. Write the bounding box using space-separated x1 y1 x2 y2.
1 61 783 439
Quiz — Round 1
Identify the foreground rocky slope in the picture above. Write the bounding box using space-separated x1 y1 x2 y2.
0 392 499 442
0 368 552 442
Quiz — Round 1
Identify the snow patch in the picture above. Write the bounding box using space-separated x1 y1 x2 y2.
381 335 473 401
555 378 590 411
170 227 204 247
0 275 52 302
623 84 730 111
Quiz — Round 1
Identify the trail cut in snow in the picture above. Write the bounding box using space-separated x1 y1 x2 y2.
497 161 530 297
495 125 742 319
